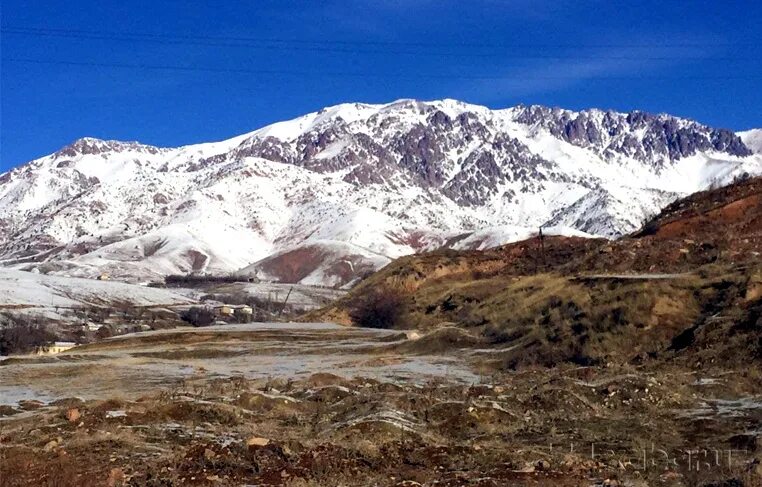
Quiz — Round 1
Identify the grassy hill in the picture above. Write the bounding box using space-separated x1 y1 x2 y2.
306 176 762 369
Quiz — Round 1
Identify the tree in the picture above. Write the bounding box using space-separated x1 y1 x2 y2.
0 315 56 355
349 286 407 329
180 307 216 327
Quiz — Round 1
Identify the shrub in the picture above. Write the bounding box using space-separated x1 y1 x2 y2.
94 325 114 340
180 307 216 327
349 286 407 329
165 274 254 288
0 315 56 355
636 219 660 237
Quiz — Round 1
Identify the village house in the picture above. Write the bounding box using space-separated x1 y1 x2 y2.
235 305 253 316
214 305 234 317
36 341 76 356
210 304 254 321
85 322 105 332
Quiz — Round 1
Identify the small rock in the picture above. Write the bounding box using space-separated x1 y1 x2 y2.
0 405 19 417
106 467 125 487
18 400 44 411
516 462 535 473
43 440 58 452
247 436 270 447
203 448 217 460
65 408 81 423
535 459 551 471
659 471 683 482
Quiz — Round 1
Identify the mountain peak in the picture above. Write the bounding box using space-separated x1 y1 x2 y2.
57 137 162 158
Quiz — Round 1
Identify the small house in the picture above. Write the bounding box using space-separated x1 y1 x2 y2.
236 305 253 316
36 342 76 355
216 305 234 317
86 323 104 332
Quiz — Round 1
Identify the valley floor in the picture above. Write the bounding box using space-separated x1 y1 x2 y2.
1 323 760 487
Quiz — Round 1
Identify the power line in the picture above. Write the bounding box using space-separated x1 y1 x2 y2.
1 26 758 61
4 26 757 48
5 57 762 81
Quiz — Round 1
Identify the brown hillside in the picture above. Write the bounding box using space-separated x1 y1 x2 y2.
305 177 762 369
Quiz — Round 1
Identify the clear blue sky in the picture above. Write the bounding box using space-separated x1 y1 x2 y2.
1 0 760 170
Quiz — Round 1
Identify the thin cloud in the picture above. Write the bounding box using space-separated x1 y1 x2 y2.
460 41 718 101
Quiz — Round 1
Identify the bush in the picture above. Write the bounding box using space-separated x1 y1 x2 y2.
180 307 216 327
0 315 56 355
349 286 407 329
165 274 254 288
94 325 114 340
636 219 660 237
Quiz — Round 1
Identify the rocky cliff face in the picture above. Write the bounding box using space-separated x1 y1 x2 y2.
0 99 759 287
513 105 751 163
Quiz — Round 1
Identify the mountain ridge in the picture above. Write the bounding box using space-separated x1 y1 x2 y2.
1 99 760 287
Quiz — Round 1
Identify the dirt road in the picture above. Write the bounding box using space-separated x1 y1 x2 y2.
0 323 478 407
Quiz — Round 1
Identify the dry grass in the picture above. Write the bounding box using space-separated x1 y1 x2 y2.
313 257 761 370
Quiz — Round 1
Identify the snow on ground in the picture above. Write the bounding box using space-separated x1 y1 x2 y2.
448 225 595 251
0 269 192 308
179 281 346 310
740 129 762 154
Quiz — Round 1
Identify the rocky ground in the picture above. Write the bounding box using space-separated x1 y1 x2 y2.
1 324 761 487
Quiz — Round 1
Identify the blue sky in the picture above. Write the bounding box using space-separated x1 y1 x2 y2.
1 0 760 170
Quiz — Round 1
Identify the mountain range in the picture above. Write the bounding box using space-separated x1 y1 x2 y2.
1 99 760 287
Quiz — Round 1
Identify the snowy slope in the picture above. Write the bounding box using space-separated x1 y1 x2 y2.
740 129 762 154
447 226 594 252
0 269 192 308
0 99 760 287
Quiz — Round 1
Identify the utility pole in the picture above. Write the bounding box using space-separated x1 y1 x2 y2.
278 287 293 317
539 226 546 270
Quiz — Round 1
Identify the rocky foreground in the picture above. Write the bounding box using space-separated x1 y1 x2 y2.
1 369 761 486
1 324 761 487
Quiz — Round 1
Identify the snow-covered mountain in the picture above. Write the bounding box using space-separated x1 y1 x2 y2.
740 129 762 154
1 99 760 287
